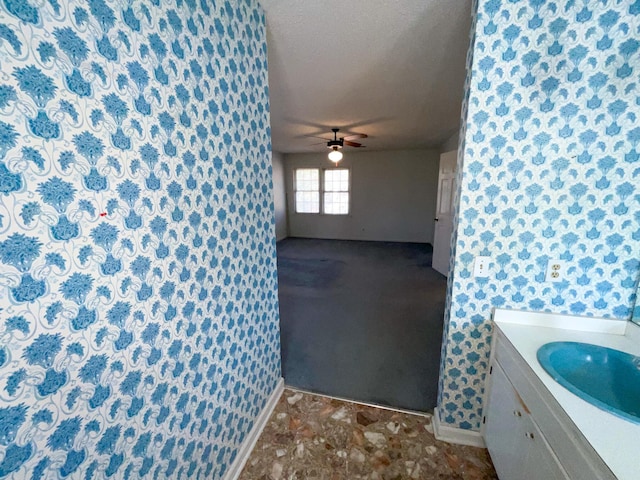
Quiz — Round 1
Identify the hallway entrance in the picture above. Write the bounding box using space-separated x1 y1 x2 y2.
277 238 447 411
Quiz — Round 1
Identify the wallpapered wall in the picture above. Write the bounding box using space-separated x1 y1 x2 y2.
0 0 281 478
438 0 640 431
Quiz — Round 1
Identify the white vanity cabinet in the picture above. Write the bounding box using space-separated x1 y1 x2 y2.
482 325 616 480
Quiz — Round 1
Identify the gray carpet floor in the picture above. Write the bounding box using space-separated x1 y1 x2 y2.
276 238 447 412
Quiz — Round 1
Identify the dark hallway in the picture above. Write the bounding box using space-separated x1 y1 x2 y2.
277 238 447 411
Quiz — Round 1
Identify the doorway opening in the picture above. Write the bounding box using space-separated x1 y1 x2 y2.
277 238 447 411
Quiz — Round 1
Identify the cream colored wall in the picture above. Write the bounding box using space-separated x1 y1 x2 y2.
284 149 440 243
272 151 288 240
439 131 460 153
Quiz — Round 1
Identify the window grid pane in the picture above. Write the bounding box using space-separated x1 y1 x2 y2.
324 169 349 191
296 192 319 213
324 192 349 214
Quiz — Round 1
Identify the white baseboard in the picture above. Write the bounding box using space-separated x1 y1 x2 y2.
433 408 485 448
223 378 284 480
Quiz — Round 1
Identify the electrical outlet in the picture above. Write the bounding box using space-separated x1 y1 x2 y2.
545 260 565 282
474 256 491 278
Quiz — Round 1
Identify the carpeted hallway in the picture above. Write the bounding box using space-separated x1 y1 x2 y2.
276 238 447 412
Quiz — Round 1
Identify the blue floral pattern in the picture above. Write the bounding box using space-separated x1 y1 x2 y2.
0 0 280 478
438 0 640 431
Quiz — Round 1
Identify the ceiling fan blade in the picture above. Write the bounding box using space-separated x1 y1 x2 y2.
344 140 364 147
343 133 368 140
302 134 331 141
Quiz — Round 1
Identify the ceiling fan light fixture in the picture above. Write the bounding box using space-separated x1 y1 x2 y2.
328 147 343 163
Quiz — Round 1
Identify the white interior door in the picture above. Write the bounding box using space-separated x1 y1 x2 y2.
432 150 457 277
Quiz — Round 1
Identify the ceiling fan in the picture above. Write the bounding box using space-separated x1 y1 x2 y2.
311 128 368 163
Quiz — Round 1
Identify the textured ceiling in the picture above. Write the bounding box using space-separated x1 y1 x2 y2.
259 0 473 154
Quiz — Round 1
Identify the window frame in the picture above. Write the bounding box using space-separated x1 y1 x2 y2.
292 167 351 216
293 167 320 214
321 167 350 215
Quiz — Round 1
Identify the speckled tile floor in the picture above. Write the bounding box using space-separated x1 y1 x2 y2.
239 389 498 480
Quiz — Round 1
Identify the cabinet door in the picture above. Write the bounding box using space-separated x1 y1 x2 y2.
484 361 529 479
520 415 568 480
484 361 568 480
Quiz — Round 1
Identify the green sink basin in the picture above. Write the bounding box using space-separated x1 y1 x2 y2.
537 341 640 424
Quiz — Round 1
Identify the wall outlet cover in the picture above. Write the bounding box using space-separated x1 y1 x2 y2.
545 260 566 282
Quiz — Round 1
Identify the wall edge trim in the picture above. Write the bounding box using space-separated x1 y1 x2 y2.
224 377 285 480
433 408 485 448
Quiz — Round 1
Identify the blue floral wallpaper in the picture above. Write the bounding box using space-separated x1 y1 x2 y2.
438 0 640 431
0 0 281 478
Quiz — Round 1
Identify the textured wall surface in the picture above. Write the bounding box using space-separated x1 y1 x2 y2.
438 0 640 431
0 0 281 478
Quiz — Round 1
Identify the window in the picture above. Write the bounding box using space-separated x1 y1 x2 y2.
323 168 349 214
294 168 350 215
294 168 319 213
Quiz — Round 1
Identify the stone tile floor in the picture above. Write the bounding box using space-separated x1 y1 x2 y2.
239 388 498 480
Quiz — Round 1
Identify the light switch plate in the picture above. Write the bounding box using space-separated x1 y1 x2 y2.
474 256 491 278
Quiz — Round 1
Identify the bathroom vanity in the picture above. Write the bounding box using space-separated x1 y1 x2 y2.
482 309 640 480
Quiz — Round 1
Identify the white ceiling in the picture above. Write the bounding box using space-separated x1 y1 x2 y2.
259 0 473 154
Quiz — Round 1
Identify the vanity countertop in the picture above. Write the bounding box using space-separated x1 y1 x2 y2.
493 308 640 480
